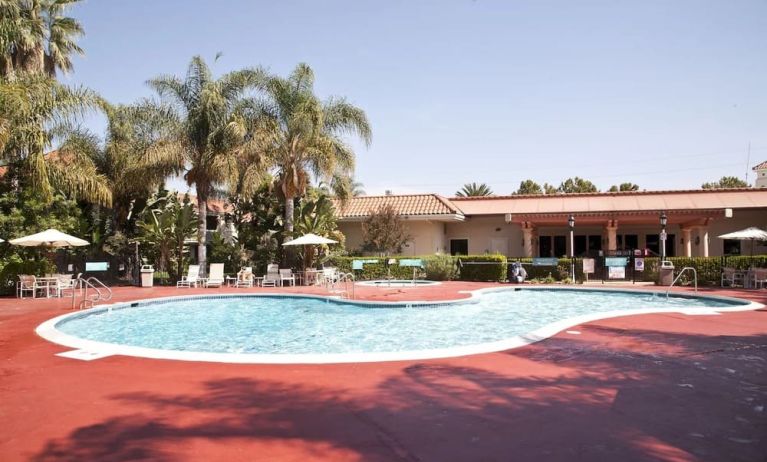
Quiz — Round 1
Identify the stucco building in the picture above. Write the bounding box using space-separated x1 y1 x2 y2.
336 188 767 258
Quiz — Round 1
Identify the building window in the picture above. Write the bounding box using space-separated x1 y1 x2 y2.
450 239 468 256
574 235 587 256
646 233 676 256
723 239 741 255
538 236 552 257
617 234 639 250
206 215 218 230
553 235 566 257
587 235 601 253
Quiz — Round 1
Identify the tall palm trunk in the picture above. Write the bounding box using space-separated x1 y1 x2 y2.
283 195 295 266
284 196 294 233
196 188 208 275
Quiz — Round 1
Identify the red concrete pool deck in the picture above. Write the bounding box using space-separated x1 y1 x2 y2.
1 282 766 462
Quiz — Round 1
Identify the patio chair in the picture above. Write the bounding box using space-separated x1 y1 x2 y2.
262 264 280 287
279 269 296 287
205 263 225 288
56 274 76 297
236 267 254 288
752 268 767 289
721 267 745 287
319 267 339 288
17 275 36 298
177 264 201 288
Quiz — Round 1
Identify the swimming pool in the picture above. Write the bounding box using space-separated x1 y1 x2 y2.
38 288 756 363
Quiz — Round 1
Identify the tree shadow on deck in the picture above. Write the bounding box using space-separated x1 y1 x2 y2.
32 328 767 462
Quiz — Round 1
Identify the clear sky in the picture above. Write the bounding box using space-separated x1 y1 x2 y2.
66 0 767 196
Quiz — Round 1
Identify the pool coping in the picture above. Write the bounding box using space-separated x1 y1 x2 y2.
35 286 765 365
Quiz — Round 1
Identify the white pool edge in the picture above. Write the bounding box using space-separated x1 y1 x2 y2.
35 287 764 365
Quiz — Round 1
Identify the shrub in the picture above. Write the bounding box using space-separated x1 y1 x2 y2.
328 256 426 280
457 254 507 282
516 257 584 282
423 254 458 281
0 258 56 295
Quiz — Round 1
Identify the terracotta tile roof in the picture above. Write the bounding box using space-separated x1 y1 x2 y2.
753 160 767 171
181 194 232 214
334 194 464 219
451 188 767 215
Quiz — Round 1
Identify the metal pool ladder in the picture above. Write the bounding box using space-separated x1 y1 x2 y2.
666 267 697 299
329 272 355 300
71 277 113 310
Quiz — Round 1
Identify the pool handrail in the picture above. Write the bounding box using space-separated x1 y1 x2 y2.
666 267 697 298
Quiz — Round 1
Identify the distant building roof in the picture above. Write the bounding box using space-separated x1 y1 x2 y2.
451 188 767 216
334 194 464 220
180 194 232 215
753 160 767 171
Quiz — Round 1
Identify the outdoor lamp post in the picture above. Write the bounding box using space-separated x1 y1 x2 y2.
568 214 575 282
660 211 667 261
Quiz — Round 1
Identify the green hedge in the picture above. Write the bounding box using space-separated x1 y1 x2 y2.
457 255 507 282
328 254 507 282
328 254 767 285
0 259 56 295
516 257 583 282
329 256 427 280
638 256 767 286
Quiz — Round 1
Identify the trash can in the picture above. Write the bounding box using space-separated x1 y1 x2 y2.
140 264 154 287
659 260 674 286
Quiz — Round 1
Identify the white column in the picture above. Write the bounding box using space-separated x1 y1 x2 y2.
522 226 535 257
702 228 709 257
682 228 692 257
605 223 618 252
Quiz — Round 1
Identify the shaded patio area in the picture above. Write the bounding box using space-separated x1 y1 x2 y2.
1 283 765 461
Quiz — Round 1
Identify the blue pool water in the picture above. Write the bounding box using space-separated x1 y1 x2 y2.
54 289 746 356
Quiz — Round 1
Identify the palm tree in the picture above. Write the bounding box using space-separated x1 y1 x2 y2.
0 0 84 79
59 100 181 231
456 182 493 197
147 55 268 272
258 63 371 239
0 75 110 205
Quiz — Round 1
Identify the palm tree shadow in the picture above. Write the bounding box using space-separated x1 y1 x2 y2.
32 329 767 462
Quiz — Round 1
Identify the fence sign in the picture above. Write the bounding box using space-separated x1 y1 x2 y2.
608 266 626 279
85 262 108 272
532 257 559 266
634 258 645 271
605 257 628 267
582 258 595 274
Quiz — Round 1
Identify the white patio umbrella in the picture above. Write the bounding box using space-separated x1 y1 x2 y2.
282 233 338 246
9 229 89 247
718 227 767 257
282 233 338 272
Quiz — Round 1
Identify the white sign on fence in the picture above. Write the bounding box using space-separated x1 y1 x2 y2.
634 258 645 271
582 258 595 274
608 266 626 279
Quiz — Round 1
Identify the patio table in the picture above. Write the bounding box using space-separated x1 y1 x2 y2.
35 277 61 298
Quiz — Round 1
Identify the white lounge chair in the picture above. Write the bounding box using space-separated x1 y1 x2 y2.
205 263 225 287
279 268 296 287
262 264 279 287
177 265 201 288
236 267 254 288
